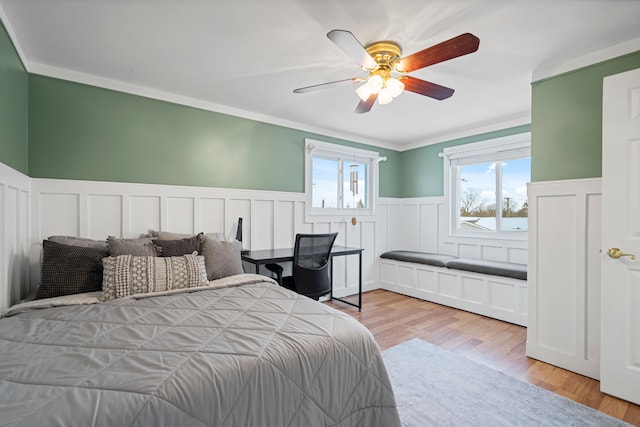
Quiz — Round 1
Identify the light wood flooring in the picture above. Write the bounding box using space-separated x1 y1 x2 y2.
325 289 640 426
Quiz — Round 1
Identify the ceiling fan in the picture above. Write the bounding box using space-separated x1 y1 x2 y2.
293 30 480 114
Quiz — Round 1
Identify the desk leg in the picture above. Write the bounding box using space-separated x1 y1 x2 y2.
328 252 362 312
358 251 362 312
330 258 334 300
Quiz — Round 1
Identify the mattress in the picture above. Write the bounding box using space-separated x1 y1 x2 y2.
0 274 400 426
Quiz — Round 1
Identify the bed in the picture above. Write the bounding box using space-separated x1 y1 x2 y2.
0 272 400 426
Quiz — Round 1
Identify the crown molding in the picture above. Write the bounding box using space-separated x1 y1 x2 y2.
0 4 29 70
398 114 531 151
533 37 640 82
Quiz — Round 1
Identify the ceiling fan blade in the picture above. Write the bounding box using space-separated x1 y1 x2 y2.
398 76 454 100
395 33 479 73
354 93 377 114
293 78 363 94
327 29 378 70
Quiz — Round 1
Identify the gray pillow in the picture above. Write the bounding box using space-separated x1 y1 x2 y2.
153 234 202 257
203 232 226 242
36 240 108 299
201 238 243 280
146 229 160 238
107 236 158 257
148 229 225 241
48 235 108 251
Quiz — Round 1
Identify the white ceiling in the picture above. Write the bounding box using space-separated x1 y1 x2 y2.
2 0 640 150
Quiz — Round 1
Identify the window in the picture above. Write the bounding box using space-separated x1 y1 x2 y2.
306 139 381 218
444 133 531 236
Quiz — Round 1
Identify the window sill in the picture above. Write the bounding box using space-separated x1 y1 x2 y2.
447 231 528 244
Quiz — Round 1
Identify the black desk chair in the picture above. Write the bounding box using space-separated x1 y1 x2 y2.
265 233 338 300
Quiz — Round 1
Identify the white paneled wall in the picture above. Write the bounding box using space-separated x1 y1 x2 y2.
29 178 384 299
2 167 532 312
526 178 602 379
0 163 31 310
378 196 528 262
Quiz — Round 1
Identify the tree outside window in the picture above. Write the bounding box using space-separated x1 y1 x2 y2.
458 158 530 232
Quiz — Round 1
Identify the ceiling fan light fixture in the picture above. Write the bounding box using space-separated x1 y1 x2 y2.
368 75 384 92
378 87 394 105
386 77 404 97
356 81 374 102
356 74 385 101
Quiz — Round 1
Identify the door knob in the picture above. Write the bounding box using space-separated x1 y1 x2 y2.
607 247 636 260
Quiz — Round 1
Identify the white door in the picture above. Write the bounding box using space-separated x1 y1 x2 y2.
601 67 640 405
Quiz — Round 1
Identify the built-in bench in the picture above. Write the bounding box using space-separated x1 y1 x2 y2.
379 250 528 326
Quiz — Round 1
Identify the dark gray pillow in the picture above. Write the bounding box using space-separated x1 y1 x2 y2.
48 235 108 251
147 229 196 240
154 234 202 257
201 238 243 280
36 240 108 300
107 236 158 257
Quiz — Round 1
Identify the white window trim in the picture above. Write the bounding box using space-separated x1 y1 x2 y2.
305 139 382 222
442 132 531 241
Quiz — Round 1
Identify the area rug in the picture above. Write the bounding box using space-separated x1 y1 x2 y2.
382 338 632 426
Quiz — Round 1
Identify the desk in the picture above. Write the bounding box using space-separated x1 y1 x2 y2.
241 246 363 311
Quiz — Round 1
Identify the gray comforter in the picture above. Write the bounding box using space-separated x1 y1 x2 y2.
0 274 400 426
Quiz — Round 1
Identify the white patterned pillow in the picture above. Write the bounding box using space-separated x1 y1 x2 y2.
101 253 208 301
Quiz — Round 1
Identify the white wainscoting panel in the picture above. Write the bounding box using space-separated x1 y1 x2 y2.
39 193 79 238
0 162 31 310
380 199 402 251
166 197 195 234
88 194 122 239
199 197 226 236
129 196 161 234
419 203 439 253
526 178 602 380
252 200 274 250
274 201 295 249
30 178 384 299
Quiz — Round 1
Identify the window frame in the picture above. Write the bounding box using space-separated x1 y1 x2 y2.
443 132 531 240
305 139 380 221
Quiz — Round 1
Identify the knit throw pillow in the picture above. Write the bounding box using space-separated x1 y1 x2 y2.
101 253 208 301
37 240 108 300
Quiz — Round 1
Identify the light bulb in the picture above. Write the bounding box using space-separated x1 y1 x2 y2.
356 81 373 101
386 77 405 98
378 88 394 105
368 75 383 92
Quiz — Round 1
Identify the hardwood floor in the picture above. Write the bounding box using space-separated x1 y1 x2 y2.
325 290 640 426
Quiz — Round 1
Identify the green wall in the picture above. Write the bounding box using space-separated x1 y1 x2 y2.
9 16 639 197
0 19 28 174
399 125 531 198
531 51 640 182
28 75 401 196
